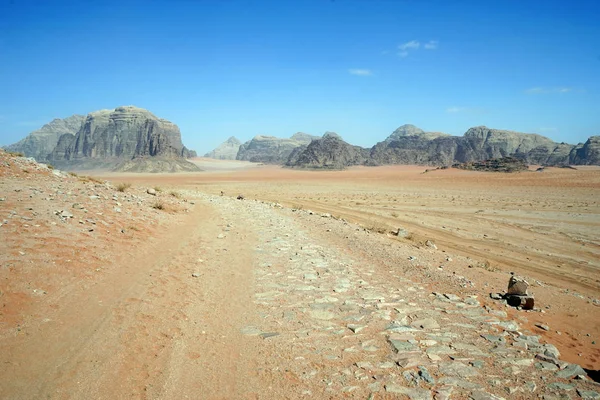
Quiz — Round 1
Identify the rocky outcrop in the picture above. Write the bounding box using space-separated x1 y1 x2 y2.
113 157 200 173
569 136 600 165
371 125 580 166
204 136 242 160
237 133 319 163
46 106 199 171
452 157 529 173
370 125 453 165
285 133 369 170
4 115 85 161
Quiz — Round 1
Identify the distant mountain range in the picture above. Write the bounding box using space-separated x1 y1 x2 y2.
7 112 599 172
205 124 600 169
5 106 198 172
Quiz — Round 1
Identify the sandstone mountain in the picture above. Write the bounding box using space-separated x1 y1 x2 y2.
570 136 600 165
285 132 370 169
204 136 241 160
4 115 85 161
369 125 586 167
236 132 319 163
43 106 199 172
287 125 599 169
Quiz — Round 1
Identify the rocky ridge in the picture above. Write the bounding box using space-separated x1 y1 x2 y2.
289 125 599 169
203 136 242 160
7 106 198 172
236 132 319 163
4 115 85 161
285 132 370 169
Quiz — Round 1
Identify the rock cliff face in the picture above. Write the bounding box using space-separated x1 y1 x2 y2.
569 136 600 165
45 106 199 171
285 133 369 169
204 136 242 160
370 125 578 167
4 115 85 161
236 132 319 163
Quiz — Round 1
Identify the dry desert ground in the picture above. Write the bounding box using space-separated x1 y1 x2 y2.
1 153 599 399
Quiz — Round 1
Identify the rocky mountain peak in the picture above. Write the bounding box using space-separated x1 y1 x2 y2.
323 131 342 140
204 136 242 160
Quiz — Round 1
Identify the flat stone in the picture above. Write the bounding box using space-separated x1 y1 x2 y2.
434 385 453 400
543 344 561 359
439 361 479 378
444 293 461 301
577 389 600 400
309 310 337 321
385 385 432 400
419 366 435 384
426 346 456 355
470 391 506 400
547 382 575 391
390 339 418 352
556 363 586 379
492 321 519 331
525 382 537 392
411 318 440 330
535 323 550 331
356 361 374 370
482 334 506 344
535 361 558 371
437 377 480 389
240 326 262 336
386 323 420 333
347 324 365 333
259 332 279 339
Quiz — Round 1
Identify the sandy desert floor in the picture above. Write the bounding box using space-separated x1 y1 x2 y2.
2 154 600 399
104 159 600 370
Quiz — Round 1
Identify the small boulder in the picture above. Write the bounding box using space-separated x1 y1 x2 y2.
507 275 529 295
147 188 157 196
237 194 245 200
396 228 409 238
425 240 437 249
506 294 535 310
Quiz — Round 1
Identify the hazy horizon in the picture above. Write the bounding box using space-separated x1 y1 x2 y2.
1 0 598 154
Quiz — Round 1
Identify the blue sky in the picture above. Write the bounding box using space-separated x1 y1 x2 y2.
1 0 599 153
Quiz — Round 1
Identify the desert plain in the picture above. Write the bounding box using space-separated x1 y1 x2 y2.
1 153 599 399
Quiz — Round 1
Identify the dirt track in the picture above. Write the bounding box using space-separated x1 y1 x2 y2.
2 156 600 399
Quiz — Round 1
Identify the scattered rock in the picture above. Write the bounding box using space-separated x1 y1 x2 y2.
507 275 529 295
505 294 534 310
535 323 550 331
425 240 437 249
396 227 410 238
147 188 157 196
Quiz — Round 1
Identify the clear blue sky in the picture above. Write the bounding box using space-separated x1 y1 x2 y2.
1 0 599 153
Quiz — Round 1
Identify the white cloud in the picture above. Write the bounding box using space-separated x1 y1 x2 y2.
396 40 438 57
398 40 420 51
348 69 373 76
424 40 438 50
446 106 466 113
525 87 574 94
